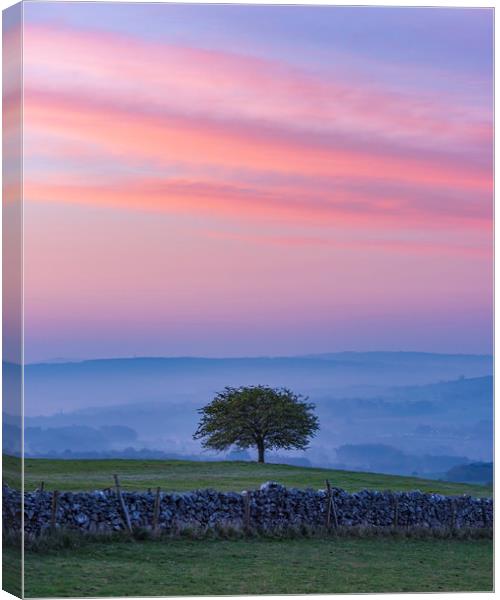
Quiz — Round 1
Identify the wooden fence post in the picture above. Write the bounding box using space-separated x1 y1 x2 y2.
113 474 133 534
451 498 457 533
153 487 161 534
393 496 399 528
39 481 44 493
243 492 251 532
325 480 332 529
481 502 488 528
450 498 456 533
50 490 59 532
325 480 338 530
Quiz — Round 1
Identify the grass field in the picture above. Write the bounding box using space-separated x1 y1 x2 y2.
2 544 22 598
3 455 492 496
15 537 492 596
4 456 492 597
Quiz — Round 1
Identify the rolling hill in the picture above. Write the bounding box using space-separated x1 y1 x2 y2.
4 455 491 496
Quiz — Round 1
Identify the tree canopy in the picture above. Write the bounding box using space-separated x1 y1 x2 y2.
193 385 319 463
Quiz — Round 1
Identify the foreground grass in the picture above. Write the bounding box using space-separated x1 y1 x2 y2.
2 543 22 598
17 537 492 596
4 455 491 496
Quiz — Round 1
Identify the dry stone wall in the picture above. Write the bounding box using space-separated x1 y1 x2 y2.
3 482 492 537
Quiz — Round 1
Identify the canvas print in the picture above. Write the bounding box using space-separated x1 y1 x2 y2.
2 2 494 597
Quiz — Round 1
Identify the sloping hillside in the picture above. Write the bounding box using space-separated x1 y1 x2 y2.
4 455 491 496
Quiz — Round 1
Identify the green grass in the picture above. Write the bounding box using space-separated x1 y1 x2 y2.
2 543 22 598
4 456 492 597
3 454 491 496
16 537 492 596
3 454 22 491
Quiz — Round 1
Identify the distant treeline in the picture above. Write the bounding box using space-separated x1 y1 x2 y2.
444 462 493 486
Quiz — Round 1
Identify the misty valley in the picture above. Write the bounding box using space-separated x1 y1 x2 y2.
4 351 493 484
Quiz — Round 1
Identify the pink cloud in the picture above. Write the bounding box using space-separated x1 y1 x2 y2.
24 90 491 197
22 22 492 239
23 23 491 151
24 172 491 235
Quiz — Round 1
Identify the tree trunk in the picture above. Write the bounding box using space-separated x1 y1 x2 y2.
257 441 265 463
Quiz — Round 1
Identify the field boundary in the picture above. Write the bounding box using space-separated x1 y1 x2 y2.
4 479 492 540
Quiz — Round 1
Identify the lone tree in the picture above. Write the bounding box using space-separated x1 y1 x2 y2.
193 385 319 463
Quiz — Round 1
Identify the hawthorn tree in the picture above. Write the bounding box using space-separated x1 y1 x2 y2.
193 385 319 463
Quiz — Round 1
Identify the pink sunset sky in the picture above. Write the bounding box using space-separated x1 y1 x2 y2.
19 3 493 362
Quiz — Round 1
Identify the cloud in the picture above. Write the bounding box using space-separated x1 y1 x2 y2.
25 89 491 191
23 24 491 149
24 172 492 235
22 22 492 234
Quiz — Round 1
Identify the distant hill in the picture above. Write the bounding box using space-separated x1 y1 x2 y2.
445 462 493 485
4 352 491 475
19 351 492 416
